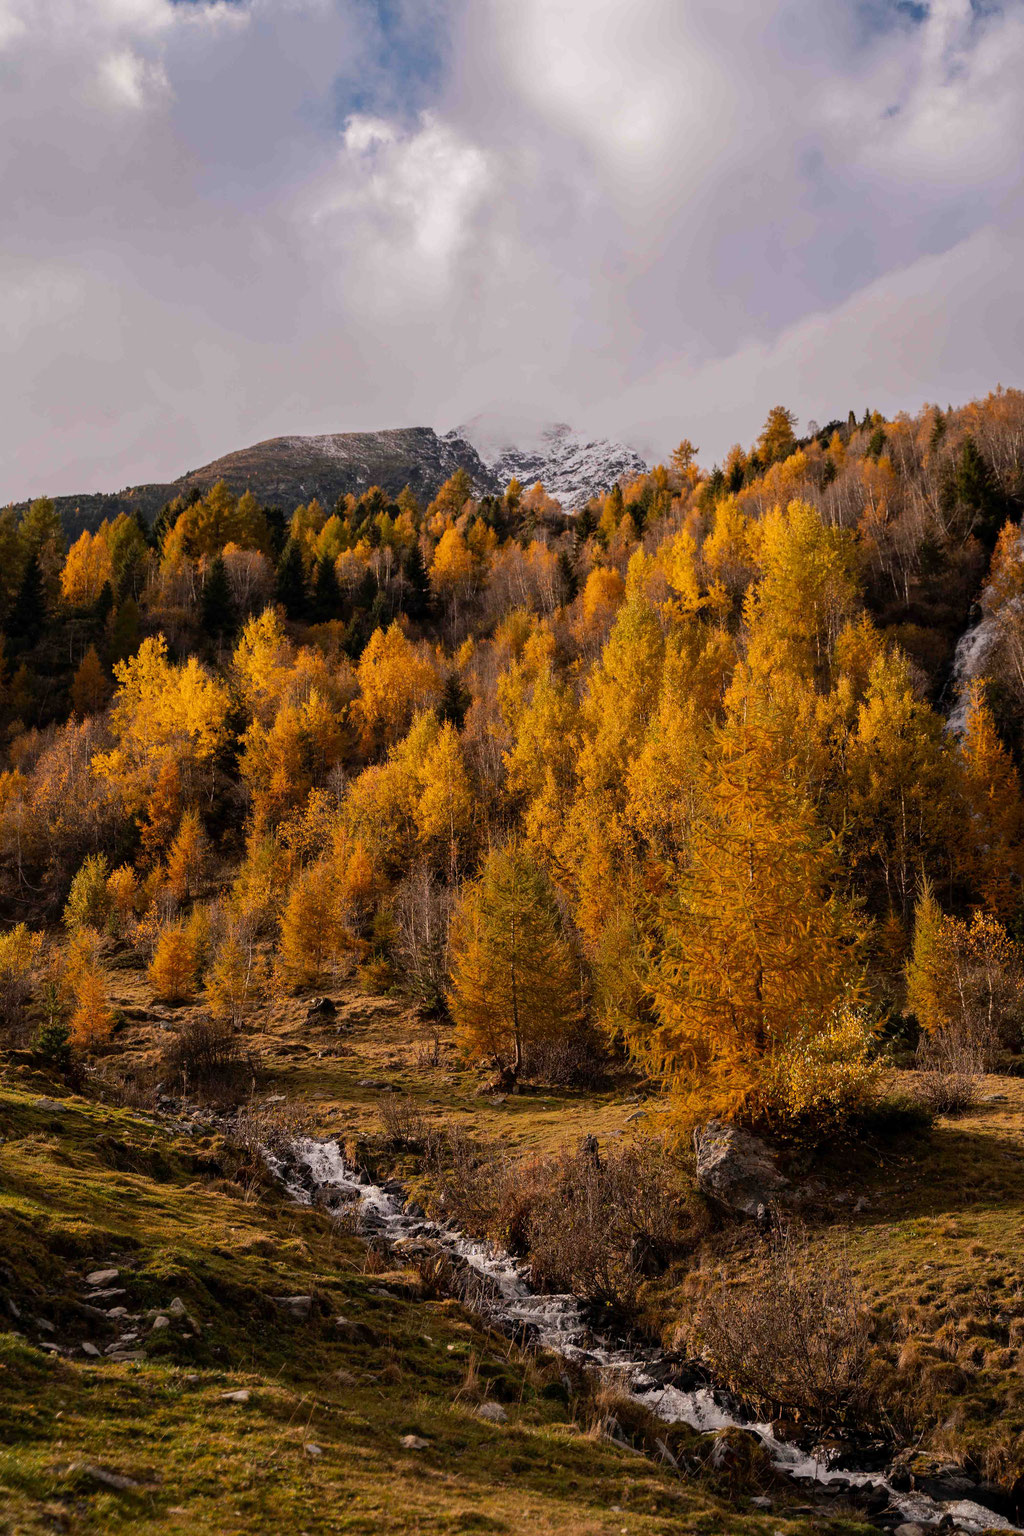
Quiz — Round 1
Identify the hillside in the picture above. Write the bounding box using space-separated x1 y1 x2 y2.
5 386 1024 1531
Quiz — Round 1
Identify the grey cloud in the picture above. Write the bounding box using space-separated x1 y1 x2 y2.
1 0 1022 500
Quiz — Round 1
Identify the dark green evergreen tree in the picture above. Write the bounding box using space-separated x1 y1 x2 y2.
402 542 431 621
311 554 342 623
438 670 470 729
573 507 597 552
9 551 45 651
201 554 235 638
275 538 307 620
557 550 578 603
93 579 115 629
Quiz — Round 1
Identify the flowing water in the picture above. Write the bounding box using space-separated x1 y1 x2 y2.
270 1137 1019 1534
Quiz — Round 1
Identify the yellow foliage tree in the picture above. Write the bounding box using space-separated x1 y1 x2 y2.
638 700 867 1130
355 623 440 750
278 859 344 987
71 646 111 716
165 807 210 904
448 843 582 1079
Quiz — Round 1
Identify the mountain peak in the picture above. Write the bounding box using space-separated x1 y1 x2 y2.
450 413 648 510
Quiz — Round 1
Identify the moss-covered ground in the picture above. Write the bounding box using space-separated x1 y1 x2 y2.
0 1072 874 1536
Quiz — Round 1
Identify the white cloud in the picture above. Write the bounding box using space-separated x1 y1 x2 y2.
1 0 1023 501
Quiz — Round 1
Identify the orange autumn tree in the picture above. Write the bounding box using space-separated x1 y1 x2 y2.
448 842 581 1081
636 688 869 1131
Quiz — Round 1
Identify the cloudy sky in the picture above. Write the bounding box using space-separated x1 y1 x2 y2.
2 0 1023 500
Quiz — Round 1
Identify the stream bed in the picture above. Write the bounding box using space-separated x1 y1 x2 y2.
272 1137 1019 1535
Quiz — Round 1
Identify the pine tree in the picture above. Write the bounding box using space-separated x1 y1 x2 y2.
275 538 307 620
9 551 45 650
402 542 431 621
311 554 341 623
201 554 235 638
448 844 581 1079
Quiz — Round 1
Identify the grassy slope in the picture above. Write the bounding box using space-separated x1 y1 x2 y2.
0 1076 871 1536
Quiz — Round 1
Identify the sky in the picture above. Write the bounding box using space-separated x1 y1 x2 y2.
2 0 1023 500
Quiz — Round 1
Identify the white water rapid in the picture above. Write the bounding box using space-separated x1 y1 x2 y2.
269 1138 1018 1534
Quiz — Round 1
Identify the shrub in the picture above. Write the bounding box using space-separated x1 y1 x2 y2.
33 1018 73 1075
378 1092 428 1150
160 1016 258 1098
759 1008 882 1139
688 1224 877 1432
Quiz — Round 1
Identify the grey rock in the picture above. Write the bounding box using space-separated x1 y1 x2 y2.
400 1435 429 1450
475 1402 508 1425
693 1119 789 1220
304 1443 323 1458
168 1297 187 1319
85 1267 120 1286
107 1350 144 1362
81 1342 101 1357
151 1315 170 1331
274 1295 313 1321
894 1525 928 1536
32 1097 65 1112
221 1389 251 1404
68 1463 141 1492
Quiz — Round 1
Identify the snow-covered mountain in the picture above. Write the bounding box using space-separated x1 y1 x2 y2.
452 414 648 510
22 414 648 539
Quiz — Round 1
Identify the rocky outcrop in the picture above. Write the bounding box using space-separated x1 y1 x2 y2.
693 1119 789 1221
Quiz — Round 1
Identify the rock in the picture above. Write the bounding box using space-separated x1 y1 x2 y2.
221 1389 251 1404
151 1315 170 1331
32 1097 65 1112
707 1427 774 1480
334 1316 379 1345
306 997 336 1018
86 1268 119 1287
81 1342 101 1357
476 1402 508 1425
167 1298 188 1319
751 1496 773 1510
693 1120 789 1221
107 1351 144 1362
68 1463 141 1492
274 1295 313 1321
263 1094 286 1105
894 1525 928 1536
400 1435 429 1450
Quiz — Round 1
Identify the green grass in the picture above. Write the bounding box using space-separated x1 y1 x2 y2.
0 1076 872 1535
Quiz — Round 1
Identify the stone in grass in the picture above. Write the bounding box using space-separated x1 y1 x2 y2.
221 1389 252 1404
304 1443 323 1458
475 1402 508 1425
81 1343 101 1358
86 1269 119 1287
400 1435 429 1451
67 1463 141 1493
151 1315 170 1331
274 1295 313 1321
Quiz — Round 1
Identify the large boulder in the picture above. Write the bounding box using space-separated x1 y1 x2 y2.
693 1119 788 1221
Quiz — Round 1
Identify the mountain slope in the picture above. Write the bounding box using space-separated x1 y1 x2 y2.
11 419 646 539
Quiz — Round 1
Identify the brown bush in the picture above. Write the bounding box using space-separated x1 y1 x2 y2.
378 1092 428 1150
160 1016 258 1099
688 1224 878 1433
425 1130 693 1316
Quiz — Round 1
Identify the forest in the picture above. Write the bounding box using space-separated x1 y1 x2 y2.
3 388 1024 1137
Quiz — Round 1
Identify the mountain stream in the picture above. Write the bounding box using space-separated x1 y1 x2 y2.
271 1137 1019 1535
